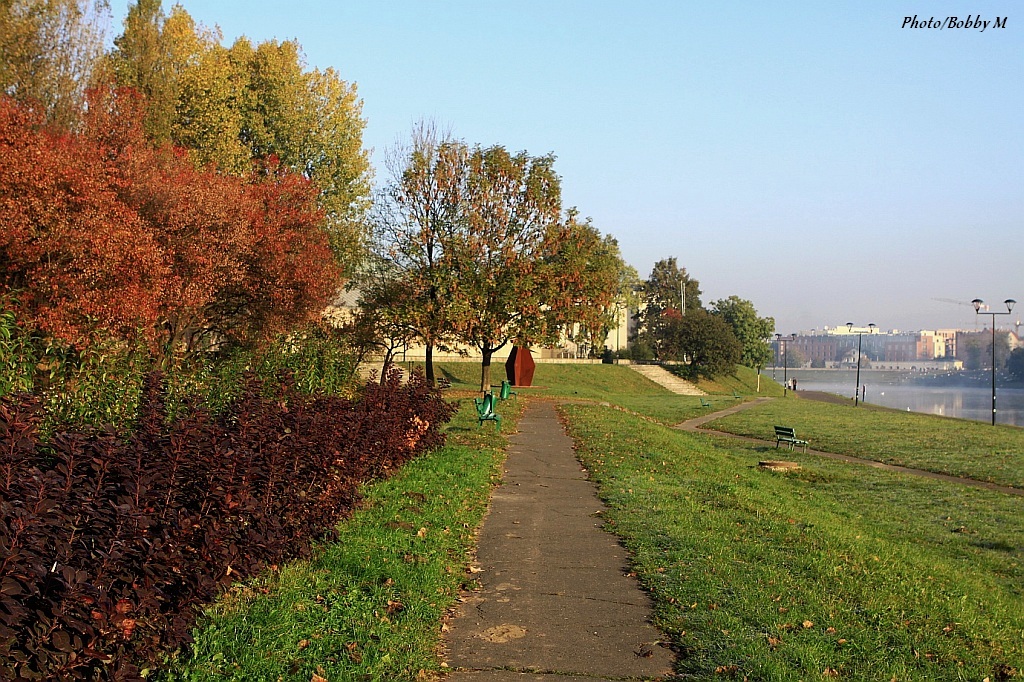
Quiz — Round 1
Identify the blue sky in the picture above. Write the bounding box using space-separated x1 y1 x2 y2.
108 1 1023 334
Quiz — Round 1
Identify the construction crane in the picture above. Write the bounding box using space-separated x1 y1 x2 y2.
933 297 988 311
931 298 986 330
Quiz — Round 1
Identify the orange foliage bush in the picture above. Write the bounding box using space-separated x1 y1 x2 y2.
0 89 342 359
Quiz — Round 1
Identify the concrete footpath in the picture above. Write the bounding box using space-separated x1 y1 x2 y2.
444 401 674 681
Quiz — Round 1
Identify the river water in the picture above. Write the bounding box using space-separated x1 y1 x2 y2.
770 369 1024 427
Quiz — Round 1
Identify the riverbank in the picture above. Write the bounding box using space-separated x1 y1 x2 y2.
778 369 1024 426
777 367 1024 389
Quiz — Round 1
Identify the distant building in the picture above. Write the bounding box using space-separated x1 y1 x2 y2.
324 285 634 364
775 326 966 370
955 329 1019 369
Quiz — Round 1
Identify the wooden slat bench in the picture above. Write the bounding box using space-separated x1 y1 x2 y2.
774 425 808 452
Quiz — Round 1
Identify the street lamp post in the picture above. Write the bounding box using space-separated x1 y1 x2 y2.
972 298 1016 426
777 333 792 396
846 322 876 407
615 301 626 364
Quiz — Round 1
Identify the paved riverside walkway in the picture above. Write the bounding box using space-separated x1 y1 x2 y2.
444 401 674 681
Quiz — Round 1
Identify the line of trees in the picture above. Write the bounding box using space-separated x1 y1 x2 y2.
360 123 631 390
2 0 772 406
1 1 633 404
632 258 775 380
1 1 371 402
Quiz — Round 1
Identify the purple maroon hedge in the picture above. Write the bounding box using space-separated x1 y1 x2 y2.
0 369 455 681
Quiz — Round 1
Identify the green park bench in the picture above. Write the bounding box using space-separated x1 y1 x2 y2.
774 425 808 452
700 398 712 408
499 380 517 400
475 392 501 431
732 390 742 399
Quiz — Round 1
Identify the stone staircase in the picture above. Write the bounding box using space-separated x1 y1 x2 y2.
629 364 706 396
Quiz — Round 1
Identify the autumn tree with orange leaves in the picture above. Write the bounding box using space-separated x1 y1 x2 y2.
373 133 626 391
0 91 342 368
0 96 166 345
545 210 634 359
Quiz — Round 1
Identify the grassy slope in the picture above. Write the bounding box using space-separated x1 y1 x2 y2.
706 396 1024 489
562 403 1024 680
160 363 1024 680
434 361 782 425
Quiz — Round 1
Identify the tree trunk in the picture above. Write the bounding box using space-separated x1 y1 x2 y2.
380 348 395 385
425 342 435 386
480 345 494 393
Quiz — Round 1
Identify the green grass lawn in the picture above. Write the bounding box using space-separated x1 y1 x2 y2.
156 397 524 681
430 360 778 425
705 396 1024 489
560 403 1024 681
157 362 1024 681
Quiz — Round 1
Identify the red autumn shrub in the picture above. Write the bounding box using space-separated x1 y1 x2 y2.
1 90 342 363
0 96 166 345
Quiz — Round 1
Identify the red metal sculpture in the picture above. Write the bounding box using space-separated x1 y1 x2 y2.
505 346 535 387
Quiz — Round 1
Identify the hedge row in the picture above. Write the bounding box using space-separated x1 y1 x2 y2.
0 369 455 681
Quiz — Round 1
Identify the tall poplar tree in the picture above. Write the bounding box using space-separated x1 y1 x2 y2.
0 0 108 128
107 1 371 271
106 0 177 142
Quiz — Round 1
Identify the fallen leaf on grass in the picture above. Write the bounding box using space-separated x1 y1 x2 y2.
802 620 814 629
